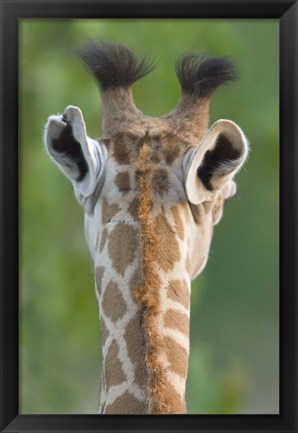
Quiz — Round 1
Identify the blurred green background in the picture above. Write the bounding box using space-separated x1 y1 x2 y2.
20 19 279 414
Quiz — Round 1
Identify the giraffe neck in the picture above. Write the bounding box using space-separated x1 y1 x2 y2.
93 143 192 413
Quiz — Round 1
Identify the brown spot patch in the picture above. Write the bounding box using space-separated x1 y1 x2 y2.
151 168 170 196
163 142 181 165
166 279 190 309
151 153 161 164
115 171 131 194
164 309 189 336
102 198 120 224
153 211 180 272
100 318 109 345
171 205 185 240
108 223 138 276
129 268 142 290
105 391 146 414
125 312 147 388
164 336 188 378
113 136 131 165
102 280 126 322
95 266 105 296
128 196 139 221
99 228 108 252
104 340 126 390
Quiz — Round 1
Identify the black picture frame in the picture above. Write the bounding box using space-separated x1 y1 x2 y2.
0 0 297 432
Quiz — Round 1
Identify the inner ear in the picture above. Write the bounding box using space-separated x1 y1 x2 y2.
197 133 243 191
51 123 88 182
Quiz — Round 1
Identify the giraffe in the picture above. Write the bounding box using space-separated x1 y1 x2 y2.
44 41 248 414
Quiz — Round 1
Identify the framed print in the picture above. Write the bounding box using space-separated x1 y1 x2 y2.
0 1 297 432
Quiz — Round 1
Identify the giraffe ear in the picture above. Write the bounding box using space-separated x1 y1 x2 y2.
184 120 249 205
44 106 105 198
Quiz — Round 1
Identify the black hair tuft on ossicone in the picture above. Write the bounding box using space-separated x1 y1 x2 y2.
176 52 238 98
77 40 155 92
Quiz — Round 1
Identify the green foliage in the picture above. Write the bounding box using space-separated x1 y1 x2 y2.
20 19 279 414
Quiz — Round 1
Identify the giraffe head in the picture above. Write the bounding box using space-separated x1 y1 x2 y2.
44 41 248 414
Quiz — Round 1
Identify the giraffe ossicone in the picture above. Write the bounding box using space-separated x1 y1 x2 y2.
44 40 249 414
